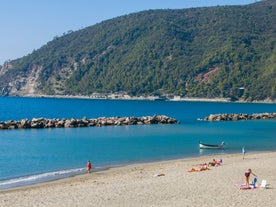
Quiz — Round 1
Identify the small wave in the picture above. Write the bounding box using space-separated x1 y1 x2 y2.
0 167 86 189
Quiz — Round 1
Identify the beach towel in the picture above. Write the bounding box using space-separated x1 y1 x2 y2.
235 182 258 190
240 186 258 190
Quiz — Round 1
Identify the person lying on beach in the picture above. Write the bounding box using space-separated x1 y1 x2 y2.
188 164 210 172
208 159 217 167
192 162 207 166
193 159 221 167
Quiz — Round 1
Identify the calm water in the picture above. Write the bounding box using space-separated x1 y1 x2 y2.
0 97 275 189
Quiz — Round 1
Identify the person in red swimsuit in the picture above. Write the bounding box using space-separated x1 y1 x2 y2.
87 160 92 173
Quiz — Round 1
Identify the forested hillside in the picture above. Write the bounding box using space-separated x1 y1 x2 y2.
0 0 275 101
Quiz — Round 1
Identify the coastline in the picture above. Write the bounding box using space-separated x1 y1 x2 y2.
5 94 276 104
1 151 275 207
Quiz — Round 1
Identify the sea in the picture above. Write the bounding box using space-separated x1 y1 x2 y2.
0 96 275 190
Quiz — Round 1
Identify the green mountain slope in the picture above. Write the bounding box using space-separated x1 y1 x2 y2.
0 0 275 101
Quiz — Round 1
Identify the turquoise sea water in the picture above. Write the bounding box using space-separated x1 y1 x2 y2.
0 97 275 189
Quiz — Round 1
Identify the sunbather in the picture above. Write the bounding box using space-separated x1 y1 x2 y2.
208 159 217 166
188 164 209 172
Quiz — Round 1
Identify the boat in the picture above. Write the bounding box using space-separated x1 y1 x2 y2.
199 141 225 149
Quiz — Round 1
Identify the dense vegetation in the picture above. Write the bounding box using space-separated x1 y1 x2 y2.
0 0 275 101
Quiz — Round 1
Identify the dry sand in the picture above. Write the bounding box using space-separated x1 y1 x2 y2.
1 152 275 207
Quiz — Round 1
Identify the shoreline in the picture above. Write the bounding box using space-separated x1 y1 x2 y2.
1 151 276 206
0 150 268 191
3 94 276 104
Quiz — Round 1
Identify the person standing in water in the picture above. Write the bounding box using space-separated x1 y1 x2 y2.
242 146 246 159
87 160 92 173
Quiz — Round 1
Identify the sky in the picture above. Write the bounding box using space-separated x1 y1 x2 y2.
0 0 259 65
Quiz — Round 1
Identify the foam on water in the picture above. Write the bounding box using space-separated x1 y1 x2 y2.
0 168 86 190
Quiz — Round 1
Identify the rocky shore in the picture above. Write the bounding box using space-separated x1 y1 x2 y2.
0 115 178 130
204 112 276 121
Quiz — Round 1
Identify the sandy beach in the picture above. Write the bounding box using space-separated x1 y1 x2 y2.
1 152 275 207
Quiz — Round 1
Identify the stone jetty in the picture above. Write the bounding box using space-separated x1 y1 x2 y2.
0 115 178 130
204 112 276 121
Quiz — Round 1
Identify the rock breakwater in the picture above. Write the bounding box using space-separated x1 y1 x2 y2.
204 112 276 121
0 115 178 130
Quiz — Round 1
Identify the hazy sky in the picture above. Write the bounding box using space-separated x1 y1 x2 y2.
0 0 258 64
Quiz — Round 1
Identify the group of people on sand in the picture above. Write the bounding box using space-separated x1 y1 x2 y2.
187 155 258 189
188 158 222 172
87 146 257 188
